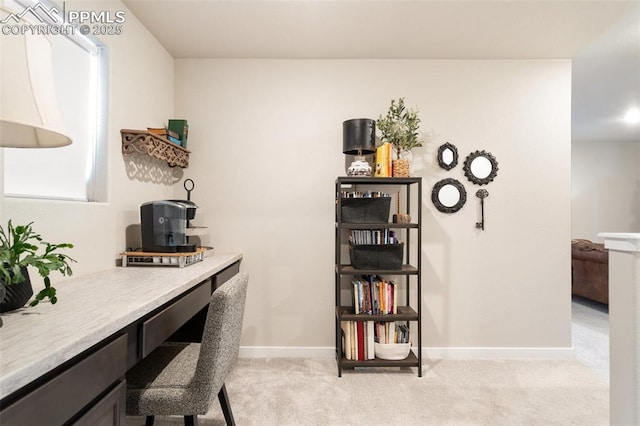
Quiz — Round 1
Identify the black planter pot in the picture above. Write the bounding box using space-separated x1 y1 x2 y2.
0 267 34 312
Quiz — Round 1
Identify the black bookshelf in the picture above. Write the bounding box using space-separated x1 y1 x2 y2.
334 176 422 377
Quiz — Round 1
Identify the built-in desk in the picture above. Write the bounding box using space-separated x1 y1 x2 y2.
0 253 242 425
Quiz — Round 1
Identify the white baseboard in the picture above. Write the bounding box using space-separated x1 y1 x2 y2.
239 346 574 360
422 346 574 360
239 346 335 358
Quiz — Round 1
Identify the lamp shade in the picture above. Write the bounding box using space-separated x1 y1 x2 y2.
343 118 375 155
0 8 72 148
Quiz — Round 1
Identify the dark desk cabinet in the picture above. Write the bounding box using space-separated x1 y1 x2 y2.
0 334 127 425
74 381 126 426
0 260 240 426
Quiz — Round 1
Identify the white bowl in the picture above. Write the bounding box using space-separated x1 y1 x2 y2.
374 342 411 360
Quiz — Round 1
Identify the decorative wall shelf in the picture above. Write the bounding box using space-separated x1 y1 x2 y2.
121 129 190 168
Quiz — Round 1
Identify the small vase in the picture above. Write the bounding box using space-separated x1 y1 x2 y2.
0 267 34 312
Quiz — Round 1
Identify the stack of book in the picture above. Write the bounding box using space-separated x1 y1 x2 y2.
146 119 189 148
168 119 189 148
147 127 182 146
376 322 410 344
340 190 390 198
340 320 410 360
349 229 398 245
352 276 397 315
340 321 375 361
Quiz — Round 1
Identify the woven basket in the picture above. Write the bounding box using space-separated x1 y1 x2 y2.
392 159 410 177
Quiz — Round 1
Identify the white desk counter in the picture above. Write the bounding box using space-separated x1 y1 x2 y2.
598 232 639 425
0 252 242 404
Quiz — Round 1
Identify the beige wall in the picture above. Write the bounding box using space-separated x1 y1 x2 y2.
572 141 640 241
2 1 177 277
1 6 574 353
175 59 572 353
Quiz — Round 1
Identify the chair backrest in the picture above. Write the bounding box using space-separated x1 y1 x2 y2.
194 273 249 400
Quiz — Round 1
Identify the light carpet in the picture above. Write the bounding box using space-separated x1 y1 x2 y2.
126 357 608 426
572 297 609 382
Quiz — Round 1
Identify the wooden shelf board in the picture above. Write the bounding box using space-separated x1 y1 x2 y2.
340 351 419 369
336 222 419 229
336 305 418 321
121 129 190 168
336 176 422 185
337 265 418 275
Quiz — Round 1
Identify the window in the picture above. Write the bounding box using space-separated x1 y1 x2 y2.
2 0 108 201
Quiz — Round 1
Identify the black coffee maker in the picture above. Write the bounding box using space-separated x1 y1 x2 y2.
140 200 197 253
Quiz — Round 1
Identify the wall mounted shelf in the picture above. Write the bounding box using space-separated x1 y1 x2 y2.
121 129 190 168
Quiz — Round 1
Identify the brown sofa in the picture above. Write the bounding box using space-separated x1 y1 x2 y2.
571 239 609 304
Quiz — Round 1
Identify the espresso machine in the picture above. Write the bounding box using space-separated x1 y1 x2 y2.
140 200 198 253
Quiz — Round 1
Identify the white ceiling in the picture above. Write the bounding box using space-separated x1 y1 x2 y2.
123 0 640 143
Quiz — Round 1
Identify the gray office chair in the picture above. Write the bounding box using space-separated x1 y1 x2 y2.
126 273 249 426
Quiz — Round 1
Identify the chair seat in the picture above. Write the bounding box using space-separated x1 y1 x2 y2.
126 273 249 426
127 342 206 416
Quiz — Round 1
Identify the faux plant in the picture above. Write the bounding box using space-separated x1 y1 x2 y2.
376 97 423 157
0 220 75 307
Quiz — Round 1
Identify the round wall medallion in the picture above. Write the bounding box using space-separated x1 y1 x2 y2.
463 150 498 185
431 178 467 213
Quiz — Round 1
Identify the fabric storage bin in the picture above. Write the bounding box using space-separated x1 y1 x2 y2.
349 243 403 270
374 342 411 360
340 197 391 223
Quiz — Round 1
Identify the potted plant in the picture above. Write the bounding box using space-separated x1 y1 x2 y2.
376 97 423 177
0 220 75 316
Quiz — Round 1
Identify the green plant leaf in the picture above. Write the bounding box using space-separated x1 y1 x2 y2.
376 97 423 155
1 220 75 308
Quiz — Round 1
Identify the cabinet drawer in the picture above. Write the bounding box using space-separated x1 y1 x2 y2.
73 380 126 426
141 282 210 358
0 334 127 426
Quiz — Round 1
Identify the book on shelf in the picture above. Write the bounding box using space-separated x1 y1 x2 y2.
375 142 392 177
147 127 180 140
374 321 410 344
396 323 410 343
342 320 376 360
387 322 395 344
352 276 397 315
341 321 352 360
349 229 398 245
168 119 189 148
167 135 182 146
342 320 408 357
357 321 365 361
340 190 390 198
350 321 356 360
367 321 375 360
147 127 166 136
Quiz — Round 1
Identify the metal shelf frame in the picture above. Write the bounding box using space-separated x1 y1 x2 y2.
335 176 422 377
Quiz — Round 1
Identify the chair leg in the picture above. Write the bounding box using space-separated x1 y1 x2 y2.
183 415 198 426
145 416 155 426
218 384 235 426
